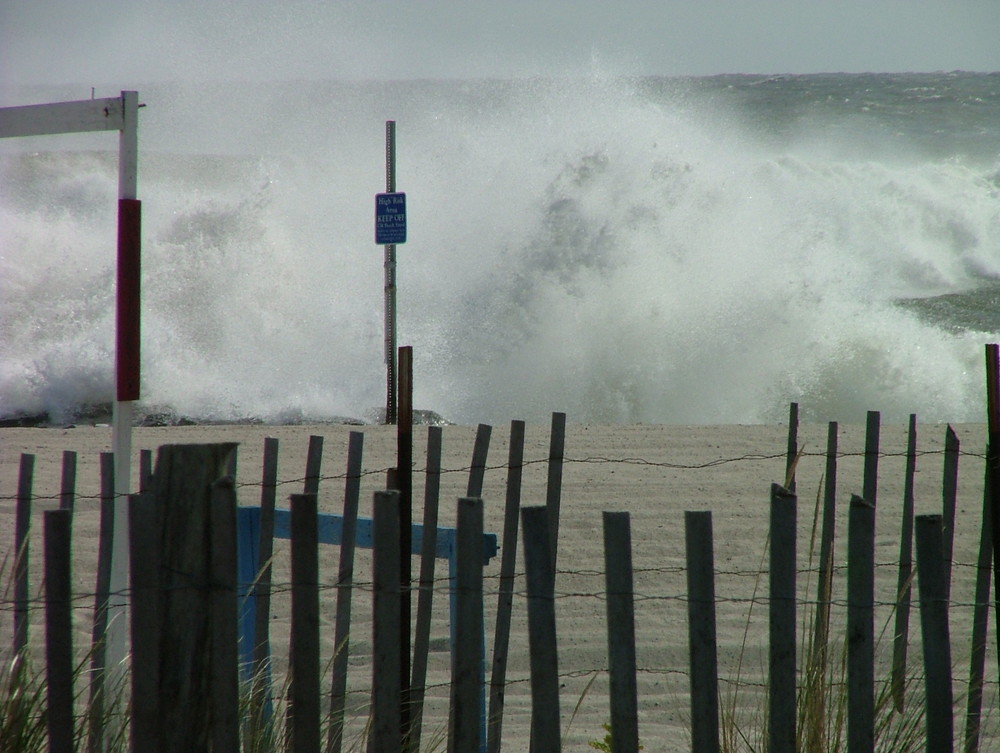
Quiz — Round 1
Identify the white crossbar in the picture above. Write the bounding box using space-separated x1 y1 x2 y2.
0 96 125 138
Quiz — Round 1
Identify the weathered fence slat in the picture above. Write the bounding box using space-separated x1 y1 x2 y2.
327 430 364 753
253 436 279 675
44 508 74 753
290 493 321 753
685 510 720 753
451 497 485 753
848 493 876 753
488 419 526 753
409 425 443 753
891 414 917 712
603 511 639 753
915 514 954 753
769 484 797 753
986 344 1000 696
785 401 799 491
942 425 960 601
813 421 838 657
14 452 34 657
963 461 993 753
547 412 567 575
371 490 403 753
59 449 76 511
457 420 491 745
813 421 839 648
210 477 240 753
87 452 115 753
398 346 415 753
129 491 160 753
139 447 153 492
153 442 237 753
467 423 492 498
863 410 880 505
289 433 323 740
304 434 324 496
804 422 839 753
522 505 561 753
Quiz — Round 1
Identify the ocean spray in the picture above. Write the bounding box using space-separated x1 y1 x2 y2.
2 75 998 424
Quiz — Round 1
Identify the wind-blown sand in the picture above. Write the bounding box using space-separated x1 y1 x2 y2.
0 421 993 750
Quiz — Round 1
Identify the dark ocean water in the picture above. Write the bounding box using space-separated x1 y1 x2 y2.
2 72 1000 425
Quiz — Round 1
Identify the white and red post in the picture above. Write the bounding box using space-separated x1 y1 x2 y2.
0 90 141 671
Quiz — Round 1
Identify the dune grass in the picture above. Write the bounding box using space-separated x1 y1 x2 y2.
719 475 933 753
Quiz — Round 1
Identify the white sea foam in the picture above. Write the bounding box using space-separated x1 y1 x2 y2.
2 76 998 424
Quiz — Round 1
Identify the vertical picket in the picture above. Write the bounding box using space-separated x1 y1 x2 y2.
88 452 115 753
685 510 720 753
14 453 34 657
522 505 561 753
915 515 954 753
210 477 240 753
451 498 485 753
371 490 403 753
409 426 443 753
892 414 917 712
848 494 876 753
546 412 567 575
487 420 526 753
44 509 74 753
769 485 797 753
603 511 639 753
328 431 365 753
290 493 321 753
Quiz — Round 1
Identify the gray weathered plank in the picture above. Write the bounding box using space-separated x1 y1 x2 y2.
487 419 526 753
941 425 960 601
327 431 364 753
59 450 77 511
604 511 639 753
685 510 720 753
409 426 443 753
769 484 797 753
152 443 237 753
848 494 876 753
129 491 160 753
253 436 279 674
290 493 321 753
785 402 799 491
87 452 115 753
915 514 954 753
451 498 485 753
892 414 917 712
371 490 403 753
522 505 561 753
14 453 34 657
210 477 240 753
44 509 74 753
546 412 567 575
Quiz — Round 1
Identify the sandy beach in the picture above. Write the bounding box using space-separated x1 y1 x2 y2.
0 419 994 750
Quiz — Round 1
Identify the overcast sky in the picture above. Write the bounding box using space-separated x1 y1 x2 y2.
3 0 999 87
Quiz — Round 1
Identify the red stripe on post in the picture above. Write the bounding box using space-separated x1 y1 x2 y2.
116 198 141 401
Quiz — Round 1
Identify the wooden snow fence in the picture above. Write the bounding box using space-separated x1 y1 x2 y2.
10 371 1000 753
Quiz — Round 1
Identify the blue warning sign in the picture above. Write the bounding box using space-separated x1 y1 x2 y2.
375 192 406 245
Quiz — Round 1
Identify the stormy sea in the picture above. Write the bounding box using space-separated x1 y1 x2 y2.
3 72 1000 426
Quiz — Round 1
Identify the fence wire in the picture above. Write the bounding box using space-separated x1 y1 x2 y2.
0 445 988 506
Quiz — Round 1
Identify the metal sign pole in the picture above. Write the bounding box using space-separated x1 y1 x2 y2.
384 121 397 425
